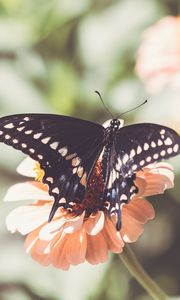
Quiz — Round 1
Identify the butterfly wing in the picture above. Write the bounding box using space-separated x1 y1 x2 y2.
104 123 180 229
116 123 180 175
0 114 105 219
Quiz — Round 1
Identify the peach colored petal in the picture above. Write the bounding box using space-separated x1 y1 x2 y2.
103 216 124 253
136 162 174 197
3 182 51 202
84 211 104 235
122 198 155 224
121 213 144 243
16 157 37 177
63 212 85 234
121 197 155 243
86 232 108 264
31 242 51 266
39 218 66 241
6 204 51 234
65 229 87 265
51 233 70 270
24 227 41 253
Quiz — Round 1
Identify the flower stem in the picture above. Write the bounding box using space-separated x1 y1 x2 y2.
119 244 169 300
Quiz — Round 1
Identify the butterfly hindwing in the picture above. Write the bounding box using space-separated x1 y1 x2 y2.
0 114 105 218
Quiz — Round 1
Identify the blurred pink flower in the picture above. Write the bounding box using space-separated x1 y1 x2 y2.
136 16 180 93
4 157 174 270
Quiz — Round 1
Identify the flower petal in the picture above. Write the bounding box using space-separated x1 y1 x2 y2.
63 212 85 234
136 162 174 197
4 182 51 202
65 229 87 265
6 204 51 234
84 211 104 235
122 198 155 224
120 198 155 243
16 157 37 177
121 213 144 243
86 232 108 264
103 216 124 253
51 233 70 270
39 218 66 241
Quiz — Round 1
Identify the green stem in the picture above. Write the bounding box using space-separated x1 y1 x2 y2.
119 244 169 300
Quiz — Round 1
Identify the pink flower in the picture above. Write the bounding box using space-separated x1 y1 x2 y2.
4 157 174 270
135 16 180 93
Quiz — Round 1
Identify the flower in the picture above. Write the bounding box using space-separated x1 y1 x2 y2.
135 16 180 93
4 157 174 270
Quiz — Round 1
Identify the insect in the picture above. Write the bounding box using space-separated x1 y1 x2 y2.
0 95 179 230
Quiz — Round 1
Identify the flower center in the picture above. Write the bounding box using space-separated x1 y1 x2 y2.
33 162 45 182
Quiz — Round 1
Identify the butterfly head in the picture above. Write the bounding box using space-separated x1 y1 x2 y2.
103 118 124 130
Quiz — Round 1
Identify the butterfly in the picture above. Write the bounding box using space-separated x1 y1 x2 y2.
0 113 179 230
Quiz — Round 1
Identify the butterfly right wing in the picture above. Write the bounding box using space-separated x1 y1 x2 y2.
0 114 105 219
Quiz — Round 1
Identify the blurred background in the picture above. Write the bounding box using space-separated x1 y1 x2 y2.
0 0 179 299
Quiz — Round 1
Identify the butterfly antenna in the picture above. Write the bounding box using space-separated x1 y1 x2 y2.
117 100 147 118
95 91 114 119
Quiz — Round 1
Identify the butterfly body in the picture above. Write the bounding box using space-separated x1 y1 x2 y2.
0 113 179 230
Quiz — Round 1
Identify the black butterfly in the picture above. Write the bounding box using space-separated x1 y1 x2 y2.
0 113 179 230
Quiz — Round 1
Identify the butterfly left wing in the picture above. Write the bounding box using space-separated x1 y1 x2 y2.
0 114 105 219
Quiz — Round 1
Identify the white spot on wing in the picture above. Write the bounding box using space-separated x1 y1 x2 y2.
25 130 33 135
17 126 25 132
52 187 59 194
4 123 14 129
140 160 145 166
24 117 30 121
144 143 149 150
46 177 53 183
59 147 68 156
153 153 159 159
120 194 128 201
21 143 27 148
167 147 173 154
164 137 172 146
173 144 179 153
146 156 152 162
0 131 3 135
59 198 66 204
160 129 165 135
130 149 136 158
41 137 51 144
160 150 166 156
123 154 129 164
34 133 42 139
13 139 18 143
158 139 163 146
5 134 11 139
151 141 156 148
132 164 137 171
137 146 142 154
50 142 59 150
29 148 35 153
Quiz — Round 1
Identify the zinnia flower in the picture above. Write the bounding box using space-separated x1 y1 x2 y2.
135 16 180 93
4 157 174 270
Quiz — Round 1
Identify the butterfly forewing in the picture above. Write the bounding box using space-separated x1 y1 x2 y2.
0 114 105 219
116 123 180 175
